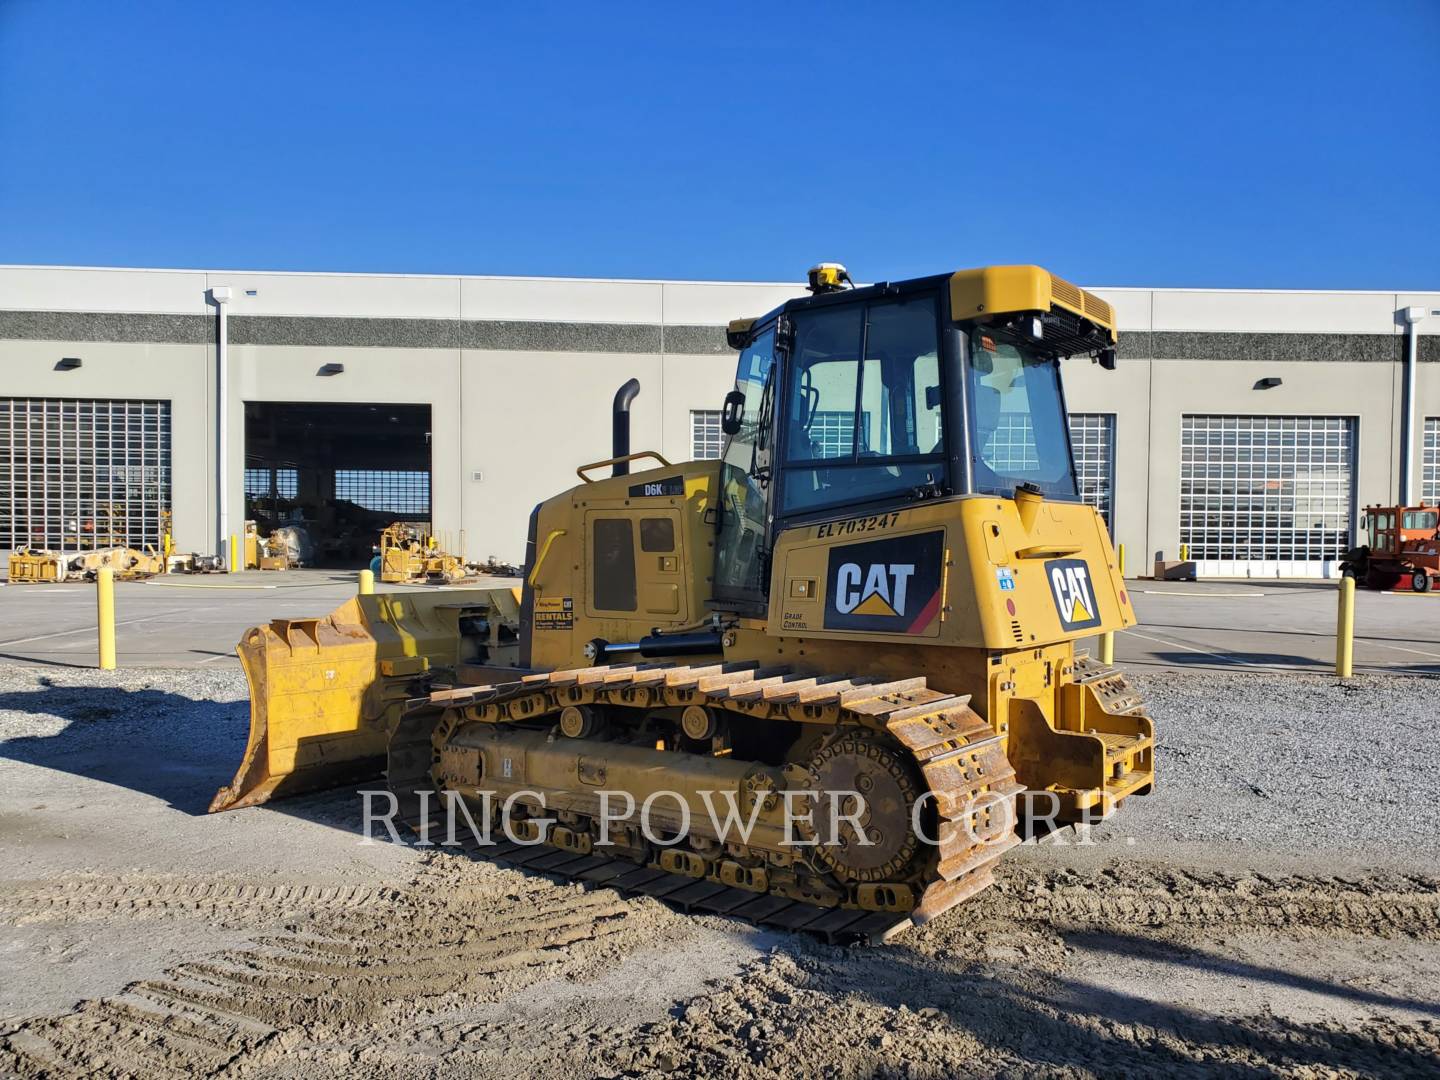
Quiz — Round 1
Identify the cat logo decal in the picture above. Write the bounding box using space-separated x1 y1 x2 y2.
1045 558 1102 631
824 531 944 635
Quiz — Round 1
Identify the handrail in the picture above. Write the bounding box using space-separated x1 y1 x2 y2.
1013 542 1083 559
576 450 672 483
527 529 567 587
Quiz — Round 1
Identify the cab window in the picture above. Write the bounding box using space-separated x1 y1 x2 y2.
592 518 637 611
779 293 944 515
967 334 1078 500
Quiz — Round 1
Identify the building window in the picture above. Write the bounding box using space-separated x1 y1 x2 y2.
245 467 298 499
1179 415 1356 564
0 397 171 551
693 405 874 464
1068 413 1115 530
691 410 723 460
805 410 875 461
981 413 1038 473
334 470 430 517
245 467 299 524
1424 418 1439 504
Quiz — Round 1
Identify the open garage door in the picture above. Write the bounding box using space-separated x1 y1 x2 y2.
244 402 431 567
1180 414 1356 578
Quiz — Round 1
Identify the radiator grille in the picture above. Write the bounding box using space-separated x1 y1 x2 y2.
1082 291 1114 325
1050 276 1084 311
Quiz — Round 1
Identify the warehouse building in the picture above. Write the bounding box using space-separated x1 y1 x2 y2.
1 264 1437 578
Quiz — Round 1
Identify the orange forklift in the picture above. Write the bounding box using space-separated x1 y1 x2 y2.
1342 504 1440 592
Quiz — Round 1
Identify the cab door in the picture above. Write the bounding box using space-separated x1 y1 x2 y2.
583 508 688 628
713 326 779 612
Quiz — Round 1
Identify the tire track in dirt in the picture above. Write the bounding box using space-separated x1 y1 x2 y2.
5 859 1440 1077
603 867 1440 1077
0 879 400 925
0 857 690 1078
975 864 1440 939
625 946 1440 1079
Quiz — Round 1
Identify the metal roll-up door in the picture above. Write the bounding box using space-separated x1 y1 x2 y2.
1180 414 1356 578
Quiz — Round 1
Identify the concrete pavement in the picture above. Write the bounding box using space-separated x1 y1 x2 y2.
1 570 1435 675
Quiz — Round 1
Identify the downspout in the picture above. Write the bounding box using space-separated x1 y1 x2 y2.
1400 306 1426 506
211 286 232 560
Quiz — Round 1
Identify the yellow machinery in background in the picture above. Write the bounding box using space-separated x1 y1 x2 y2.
7 545 165 583
378 522 466 584
6 549 68 583
244 520 305 571
213 264 1153 942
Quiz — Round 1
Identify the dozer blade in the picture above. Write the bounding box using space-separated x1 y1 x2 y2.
209 588 520 813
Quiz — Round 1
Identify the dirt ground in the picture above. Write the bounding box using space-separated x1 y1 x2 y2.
1 665 1438 1078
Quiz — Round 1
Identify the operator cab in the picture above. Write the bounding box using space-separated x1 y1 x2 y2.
713 264 1118 610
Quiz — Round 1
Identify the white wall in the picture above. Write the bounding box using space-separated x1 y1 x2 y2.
2 265 1436 566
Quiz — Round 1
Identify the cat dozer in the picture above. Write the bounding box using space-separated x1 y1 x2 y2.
215 264 1153 942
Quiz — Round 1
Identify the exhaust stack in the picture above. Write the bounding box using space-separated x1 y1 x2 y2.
612 378 641 476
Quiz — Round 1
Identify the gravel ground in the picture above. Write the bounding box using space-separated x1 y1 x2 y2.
1 663 1438 1077
1094 671 1440 871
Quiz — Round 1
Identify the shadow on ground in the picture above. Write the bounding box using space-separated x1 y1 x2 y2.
0 680 407 843
727 926 1440 1076
0 682 254 817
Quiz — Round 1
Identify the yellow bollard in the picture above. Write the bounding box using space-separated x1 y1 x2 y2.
97 567 116 670
1336 575 1355 678
359 568 375 595
1179 542 1189 561
1117 542 1126 577
1099 630 1115 666
229 533 239 573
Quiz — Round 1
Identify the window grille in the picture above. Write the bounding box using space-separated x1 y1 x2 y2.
0 397 171 551
1068 413 1115 529
1179 415 1355 564
691 410 723 460
983 413 1038 472
334 470 430 517
1424 418 1439 504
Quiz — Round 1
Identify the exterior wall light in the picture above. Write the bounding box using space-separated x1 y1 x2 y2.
1254 377 1282 389
55 357 83 370
318 363 345 376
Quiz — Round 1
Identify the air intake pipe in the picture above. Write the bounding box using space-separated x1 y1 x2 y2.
612 378 641 476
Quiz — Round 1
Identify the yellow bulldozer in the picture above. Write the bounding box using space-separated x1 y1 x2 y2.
212 264 1153 943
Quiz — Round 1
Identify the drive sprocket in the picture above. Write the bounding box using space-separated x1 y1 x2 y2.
795 731 923 884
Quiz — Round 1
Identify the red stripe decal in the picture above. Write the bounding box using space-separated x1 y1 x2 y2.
905 589 942 634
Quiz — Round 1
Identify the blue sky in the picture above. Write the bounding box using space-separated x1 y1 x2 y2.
1 1 1436 288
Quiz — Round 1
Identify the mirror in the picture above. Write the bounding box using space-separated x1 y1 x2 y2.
721 389 745 434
